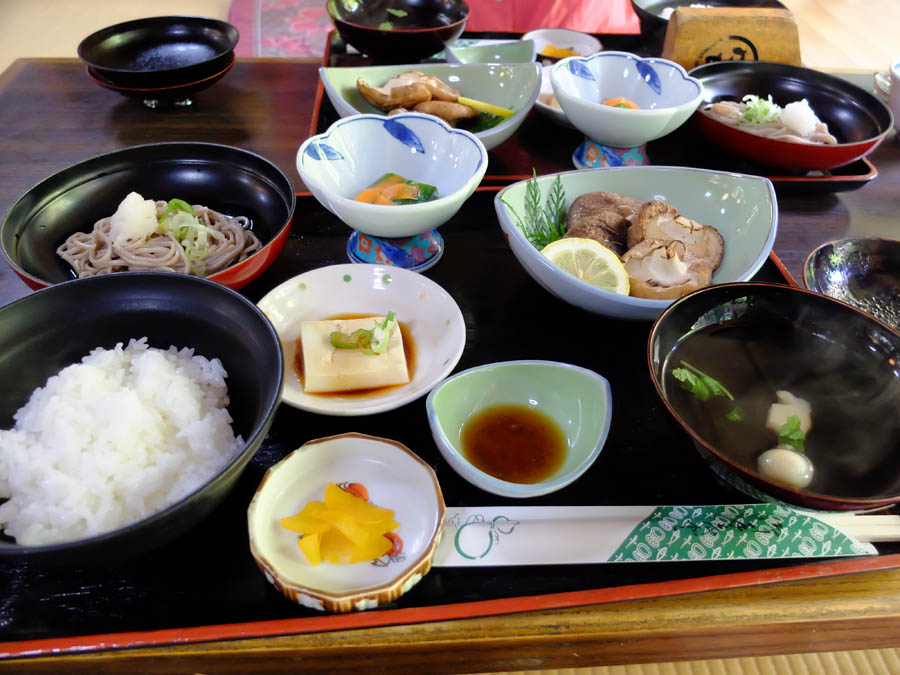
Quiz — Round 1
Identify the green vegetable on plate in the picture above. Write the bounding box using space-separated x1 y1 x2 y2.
500 169 567 249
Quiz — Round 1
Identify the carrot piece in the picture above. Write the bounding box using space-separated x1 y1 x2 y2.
602 97 640 110
354 188 381 203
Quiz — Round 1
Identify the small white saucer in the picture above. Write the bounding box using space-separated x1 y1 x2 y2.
257 264 466 416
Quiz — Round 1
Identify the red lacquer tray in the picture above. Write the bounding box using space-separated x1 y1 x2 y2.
2 188 899 660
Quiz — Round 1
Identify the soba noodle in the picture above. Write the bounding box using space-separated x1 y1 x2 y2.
702 97 838 145
57 199 262 277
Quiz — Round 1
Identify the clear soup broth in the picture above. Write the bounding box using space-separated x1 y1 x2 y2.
662 316 900 498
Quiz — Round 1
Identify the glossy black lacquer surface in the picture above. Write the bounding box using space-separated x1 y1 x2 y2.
1 191 896 643
0 273 283 564
689 61 893 145
328 0 469 63
649 282 900 510
804 237 900 329
0 142 295 288
77 16 239 88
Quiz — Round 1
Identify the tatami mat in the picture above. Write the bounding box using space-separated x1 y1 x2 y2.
473 648 900 675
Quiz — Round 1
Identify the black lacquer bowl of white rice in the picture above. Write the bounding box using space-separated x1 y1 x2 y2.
0 272 283 563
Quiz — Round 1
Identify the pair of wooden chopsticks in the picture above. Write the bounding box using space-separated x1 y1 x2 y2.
819 513 900 542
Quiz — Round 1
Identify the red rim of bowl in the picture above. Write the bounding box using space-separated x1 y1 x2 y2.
647 281 900 510
692 106 891 172
86 54 235 92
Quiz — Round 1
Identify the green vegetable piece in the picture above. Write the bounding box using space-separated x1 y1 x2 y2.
739 94 782 126
777 415 806 453
330 328 372 350
158 198 196 224
500 170 568 249
378 21 393 30
463 112 509 133
673 361 743 421
329 313 396 355
386 8 408 17
393 179 439 205
672 367 711 402
360 311 396 355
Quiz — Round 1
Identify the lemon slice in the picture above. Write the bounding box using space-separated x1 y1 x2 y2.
540 238 630 296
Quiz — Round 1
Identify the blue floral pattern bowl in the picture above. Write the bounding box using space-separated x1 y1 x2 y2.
550 51 702 147
296 113 488 240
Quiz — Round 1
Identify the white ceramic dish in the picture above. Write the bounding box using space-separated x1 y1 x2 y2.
257 263 466 415
494 167 778 321
318 63 542 151
534 64 574 128
297 113 488 238
522 28 602 60
248 433 445 613
550 51 702 147
426 360 612 498
445 39 536 64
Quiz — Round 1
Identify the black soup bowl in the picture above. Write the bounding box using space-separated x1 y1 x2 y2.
1 142 296 291
327 0 469 63
648 282 900 511
0 273 283 563
78 15 239 88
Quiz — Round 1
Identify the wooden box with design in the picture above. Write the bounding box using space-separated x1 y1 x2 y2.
661 8 802 71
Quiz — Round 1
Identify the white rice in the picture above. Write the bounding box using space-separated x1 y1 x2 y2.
0 338 243 546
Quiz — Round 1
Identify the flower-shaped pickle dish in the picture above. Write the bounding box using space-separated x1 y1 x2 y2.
296 113 487 271
248 433 446 612
256 264 466 415
495 167 777 321
318 63 542 152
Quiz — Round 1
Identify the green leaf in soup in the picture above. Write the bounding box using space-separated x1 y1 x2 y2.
378 21 394 30
777 415 806 453
386 8 408 17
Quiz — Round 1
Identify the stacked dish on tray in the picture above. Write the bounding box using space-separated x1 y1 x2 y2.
1 6 899 627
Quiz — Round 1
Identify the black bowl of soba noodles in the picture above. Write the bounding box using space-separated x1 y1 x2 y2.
0 272 283 563
688 61 893 171
648 282 900 511
78 16 239 89
0 142 295 291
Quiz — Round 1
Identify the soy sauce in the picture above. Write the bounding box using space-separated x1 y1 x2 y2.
460 405 567 484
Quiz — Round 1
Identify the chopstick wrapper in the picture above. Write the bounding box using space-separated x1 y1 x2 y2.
433 504 877 567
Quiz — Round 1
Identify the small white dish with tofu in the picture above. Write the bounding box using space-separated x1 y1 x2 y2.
257 263 466 415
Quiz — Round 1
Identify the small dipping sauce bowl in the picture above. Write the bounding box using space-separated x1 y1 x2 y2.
426 360 612 498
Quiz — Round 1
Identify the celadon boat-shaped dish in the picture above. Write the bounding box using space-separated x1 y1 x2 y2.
248 433 446 613
319 62 542 151
494 166 778 321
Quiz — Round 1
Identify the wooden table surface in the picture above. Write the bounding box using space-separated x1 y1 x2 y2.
1 58 900 672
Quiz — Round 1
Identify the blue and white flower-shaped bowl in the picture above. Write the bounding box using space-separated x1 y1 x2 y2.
296 113 488 241
550 51 703 148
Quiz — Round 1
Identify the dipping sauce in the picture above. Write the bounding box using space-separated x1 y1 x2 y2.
460 404 567 484
293 313 417 398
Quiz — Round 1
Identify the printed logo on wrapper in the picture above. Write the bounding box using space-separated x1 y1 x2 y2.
608 504 873 562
